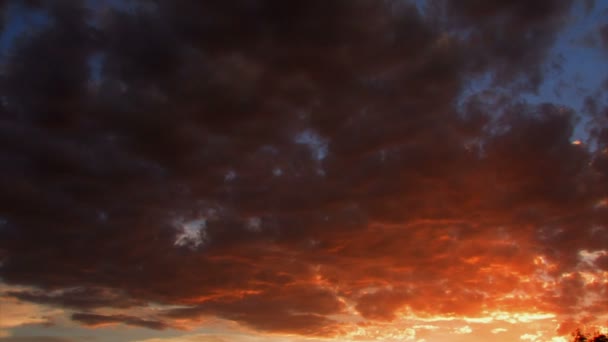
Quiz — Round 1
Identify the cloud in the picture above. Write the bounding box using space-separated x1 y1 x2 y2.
132 333 319 342
0 338 78 342
354 288 413 321
520 332 544 341
0 3 7 33
0 0 606 338
600 24 608 48
0 295 62 329
161 284 345 335
70 313 169 330
134 337 228 342
454 326 473 334
6 287 143 310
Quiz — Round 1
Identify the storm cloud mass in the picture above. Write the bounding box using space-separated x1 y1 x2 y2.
0 0 607 339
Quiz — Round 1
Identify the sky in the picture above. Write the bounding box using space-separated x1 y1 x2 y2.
0 1 608 342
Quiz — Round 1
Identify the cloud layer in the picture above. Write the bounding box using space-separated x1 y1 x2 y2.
0 0 607 338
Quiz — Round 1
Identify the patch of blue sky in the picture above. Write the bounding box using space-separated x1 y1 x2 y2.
88 52 105 85
522 1 608 142
295 129 329 161
456 1 608 144
0 2 50 57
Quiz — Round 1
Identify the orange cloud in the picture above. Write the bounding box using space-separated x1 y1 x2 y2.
1 0 607 341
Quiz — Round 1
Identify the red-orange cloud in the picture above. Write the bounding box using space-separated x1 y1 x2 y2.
0 0 607 338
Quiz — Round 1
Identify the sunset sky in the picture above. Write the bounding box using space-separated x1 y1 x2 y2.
1 1 608 342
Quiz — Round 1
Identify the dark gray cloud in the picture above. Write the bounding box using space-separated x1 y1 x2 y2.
0 0 607 337
601 23 608 48
0 338 79 342
71 313 169 330
6 287 144 309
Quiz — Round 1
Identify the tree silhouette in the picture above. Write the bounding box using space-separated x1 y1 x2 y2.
572 330 608 342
